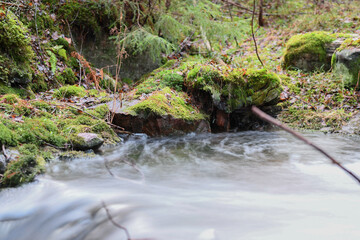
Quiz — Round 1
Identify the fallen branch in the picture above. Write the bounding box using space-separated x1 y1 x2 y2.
102 201 132 240
2 144 10 162
251 0 264 67
104 157 145 182
251 106 360 185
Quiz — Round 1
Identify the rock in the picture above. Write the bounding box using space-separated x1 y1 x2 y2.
333 48 360 87
72 133 104 150
282 31 349 72
107 88 211 137
341 112 360 135
112 113 210 137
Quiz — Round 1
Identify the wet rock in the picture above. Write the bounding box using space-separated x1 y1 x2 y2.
72 133 104 150
108 89 210 136
333 48 360 87
112 113 210 137
341 112 360 135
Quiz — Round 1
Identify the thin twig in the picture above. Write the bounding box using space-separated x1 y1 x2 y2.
101 201 132 240
104 157 145 182
2 144 10 162
251 106 360 185
251 0 264 67
355 70 360 91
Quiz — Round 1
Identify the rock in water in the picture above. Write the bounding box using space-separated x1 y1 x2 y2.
72 133 104 150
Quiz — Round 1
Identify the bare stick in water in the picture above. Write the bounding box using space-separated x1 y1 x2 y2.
251 106 360 185
102 201 132 240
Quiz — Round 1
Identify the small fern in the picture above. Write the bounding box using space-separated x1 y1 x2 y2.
118 27 175 60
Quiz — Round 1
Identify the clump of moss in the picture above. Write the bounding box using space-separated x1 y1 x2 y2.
2 154 43 188
0 10 34 63
336 37 360 52
87 104 109 119
54 85 86 99
185 62 282 111
58 48 68 60
135 69 184 95
55 68 77 85
126 87 206 121
0 123 17 146
282 31 336 71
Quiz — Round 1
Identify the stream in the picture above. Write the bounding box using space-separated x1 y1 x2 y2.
0 131 360 240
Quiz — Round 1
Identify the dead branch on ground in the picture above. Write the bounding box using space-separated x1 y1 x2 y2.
251 0 264 67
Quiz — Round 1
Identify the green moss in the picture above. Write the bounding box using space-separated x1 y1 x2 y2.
27 10 56 35
126 87 206 121
16 117 67 147
0 94 20 104
135 70 184 95
30 73 48 92
19 144 39 156
0 10 34 63
55 38 70 51
0 123 17 146
58 48 68 60
54 85 86 99
55 68 77 85
185 62 282 110
0 83 28 97
47 50 57 74
282 31 336 70
55 0 118 38
2 154 42 188
87 104 109 119
336 38 360 52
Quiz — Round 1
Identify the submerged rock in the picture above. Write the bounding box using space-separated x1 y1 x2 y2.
72 133 104 150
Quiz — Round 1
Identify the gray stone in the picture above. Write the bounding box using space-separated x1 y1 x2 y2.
341 112 360 135
73 133 104 150
333 48 360 87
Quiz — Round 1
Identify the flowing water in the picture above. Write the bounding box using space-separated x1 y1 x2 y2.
1 131 360 240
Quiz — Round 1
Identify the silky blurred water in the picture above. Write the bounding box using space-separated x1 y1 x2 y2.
1 131 360 240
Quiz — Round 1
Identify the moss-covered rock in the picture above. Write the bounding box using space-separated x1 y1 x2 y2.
126 87 206 121
282 31 338 71
2 154 43 188
185 63 282 112
332 38 360 87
